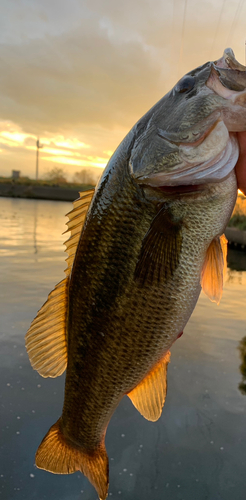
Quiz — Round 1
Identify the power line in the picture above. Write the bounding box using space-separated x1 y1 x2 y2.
179 0 188 77
171 0 179 82
225 0 245 47
36 138 43 181
210 0 227 59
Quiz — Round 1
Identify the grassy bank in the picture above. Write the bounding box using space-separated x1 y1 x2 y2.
1 177 246 231
228 194 246 231
0 176 95 191
0 177 96 202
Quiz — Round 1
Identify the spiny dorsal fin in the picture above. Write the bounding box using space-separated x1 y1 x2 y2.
134 205 182 287
127 351 171 421
64 189 95 277
201 234 227 305
25 189 95 378
36 418 109 500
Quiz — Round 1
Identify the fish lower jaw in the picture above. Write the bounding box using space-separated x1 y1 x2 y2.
154 184 207 195
139 133 239 189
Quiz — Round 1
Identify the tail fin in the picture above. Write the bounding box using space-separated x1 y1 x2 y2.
35 418 109 500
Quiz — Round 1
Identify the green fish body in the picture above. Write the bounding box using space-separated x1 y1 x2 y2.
26 48 246 499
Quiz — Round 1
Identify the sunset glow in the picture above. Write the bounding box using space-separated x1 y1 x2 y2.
0 131 28 143
0 121 108 178
41 155 108 168
0 1 246 180
54 138 90 150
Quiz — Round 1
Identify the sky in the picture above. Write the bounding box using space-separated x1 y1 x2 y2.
0 0 246 181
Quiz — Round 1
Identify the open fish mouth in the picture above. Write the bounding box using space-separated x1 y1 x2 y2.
214 47 246 78
135 48 246 191
208 48 246 106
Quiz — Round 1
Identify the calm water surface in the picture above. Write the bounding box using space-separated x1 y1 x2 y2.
1 197 246 500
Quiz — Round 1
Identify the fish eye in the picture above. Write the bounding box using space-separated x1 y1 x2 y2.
175 75 195 93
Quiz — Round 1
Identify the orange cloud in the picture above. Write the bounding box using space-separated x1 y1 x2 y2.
41 155 107 168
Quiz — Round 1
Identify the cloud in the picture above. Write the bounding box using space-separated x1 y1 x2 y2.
0 18 164 135
0 0 246 178
0 120 111 177
1 0 245 137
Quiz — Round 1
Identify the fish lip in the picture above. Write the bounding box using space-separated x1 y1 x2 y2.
208 65 246 97
149 184 207 195
141 170 235 198
214 48 246 71
207 50 246 102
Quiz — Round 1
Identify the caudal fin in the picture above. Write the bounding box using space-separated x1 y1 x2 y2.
35 418 109 500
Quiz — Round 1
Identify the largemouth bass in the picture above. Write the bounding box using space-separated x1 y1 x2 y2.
26 48 246 499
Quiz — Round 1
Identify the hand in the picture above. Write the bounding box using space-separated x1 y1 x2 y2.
235 131 246 195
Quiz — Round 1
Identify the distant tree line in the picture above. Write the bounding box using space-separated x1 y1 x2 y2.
73 169 96 185
44 167 68 184
44 167 100 185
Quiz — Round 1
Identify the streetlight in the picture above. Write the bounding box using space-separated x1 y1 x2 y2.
36 138 43 181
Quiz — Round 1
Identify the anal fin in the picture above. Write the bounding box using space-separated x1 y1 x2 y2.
127 351 171 422
201 234 227 305
36 418 109 500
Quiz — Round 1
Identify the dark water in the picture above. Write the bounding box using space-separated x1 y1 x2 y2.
1 197 246 500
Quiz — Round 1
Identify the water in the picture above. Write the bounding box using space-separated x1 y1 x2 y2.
1 197 246 500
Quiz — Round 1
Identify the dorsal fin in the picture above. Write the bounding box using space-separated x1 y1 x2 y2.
25 189 95 378
64 189 95 276
201 234 227 305
127 351 171 421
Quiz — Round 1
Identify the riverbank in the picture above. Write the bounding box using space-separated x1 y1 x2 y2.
0 182 91 201
1 182 246 248
225 227 246 250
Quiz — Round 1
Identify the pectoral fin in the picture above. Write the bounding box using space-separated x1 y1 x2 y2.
134 205 182 287
201 234 227 305
127 351 171 421
25 189 95 378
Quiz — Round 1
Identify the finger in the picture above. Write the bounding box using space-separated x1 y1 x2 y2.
235 131 246 195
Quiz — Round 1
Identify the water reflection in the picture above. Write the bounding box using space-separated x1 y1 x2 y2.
1 197 246 500
33 201 38 255
0 197 67 260
226 247 246 286
228 246 246 395
238 336 246 395
227 247 246 272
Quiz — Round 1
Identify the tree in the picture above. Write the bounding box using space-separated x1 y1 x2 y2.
44 167 67 184
73 169 96 185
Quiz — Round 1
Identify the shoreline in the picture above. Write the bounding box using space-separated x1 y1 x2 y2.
225 227 246 250
1 183 246 248
0 182 85 202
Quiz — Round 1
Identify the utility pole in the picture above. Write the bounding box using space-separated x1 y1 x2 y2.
36 138 43 181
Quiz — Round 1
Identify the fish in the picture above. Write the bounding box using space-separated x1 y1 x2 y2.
25 48 246 500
